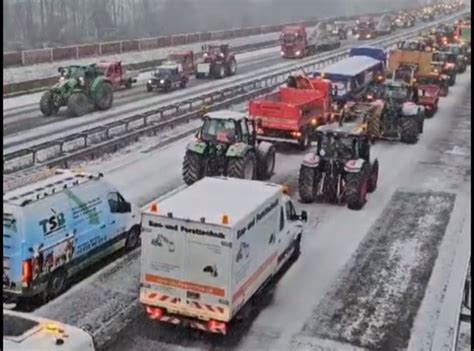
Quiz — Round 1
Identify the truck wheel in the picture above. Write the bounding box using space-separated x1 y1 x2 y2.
298 165 317 203
125 225 141 250
67 92 89 117
256 143 275 180
94 82 114 110
290 235 302 262
298 131 310 150
346 168 369 210
367 160 378 193
179 79 187 89
45 268 68 301
400 118 419 144
125 79 133 89
146 83 153 92
182 150 205 186
226 58 237 76
163 81 172 93
39 91 59 116
227 152 256 180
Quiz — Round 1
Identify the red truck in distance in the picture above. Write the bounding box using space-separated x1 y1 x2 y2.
249 76 333 149
280 25 314 58
356 17 377 40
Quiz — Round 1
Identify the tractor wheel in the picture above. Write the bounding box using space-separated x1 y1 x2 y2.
256 143 275 180
449 74 456 86
227 152 257 180
440 85 449 97
125 79 133 89
346 167 369 210
226 58 237 76
67 92 89 117
298 164 317 203
94 82 114 111
400 117 419 144
367 159 379 193
182 150 205 186
215 65 225 79
146 83 153 92
39 91 59 116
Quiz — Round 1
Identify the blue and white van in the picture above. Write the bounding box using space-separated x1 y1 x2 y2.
3 169 141 302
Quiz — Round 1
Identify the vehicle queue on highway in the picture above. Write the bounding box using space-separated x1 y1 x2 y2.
3 1 470 350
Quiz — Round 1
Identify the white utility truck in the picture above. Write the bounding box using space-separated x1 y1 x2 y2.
139 177 307 334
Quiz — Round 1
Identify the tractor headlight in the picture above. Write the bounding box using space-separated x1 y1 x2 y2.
147 80 152 84
160 79 165 84
320 149 326 156
295 50 301 56
78 77 85 86
59 76 66 83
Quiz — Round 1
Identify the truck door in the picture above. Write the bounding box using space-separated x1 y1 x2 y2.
282 200 303 248
106 191 132 241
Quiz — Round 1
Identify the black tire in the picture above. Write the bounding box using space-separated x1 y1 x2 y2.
179 78 187 89
94 82 114 110
45 268 68 301
367 159 379 193
449 74 456 86
227 152 256 180
214 65 225 79
39 91 59 116
400 117 419 144
125 79 133 89
182 150 205 186
67 92 89 117
298 164 317 203
298 130 310 150
346 168 369 210
256 144 276 180
226 58 237 76
125 225 141 250
162 81 172 93
195 73 205 79
146 83 153 92
290 235 302 262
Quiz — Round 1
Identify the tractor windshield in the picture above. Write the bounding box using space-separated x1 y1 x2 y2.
417 75 437 85
319 134 353 159
384 84 408 100
201 118 237 143
207 47 224 56
64 66 85 79
447 46 462 55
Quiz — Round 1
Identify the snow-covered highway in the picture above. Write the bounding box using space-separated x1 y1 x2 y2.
31 68 471 351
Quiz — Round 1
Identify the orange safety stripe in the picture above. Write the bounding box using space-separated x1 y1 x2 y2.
145 274 225 297
232 252 277 303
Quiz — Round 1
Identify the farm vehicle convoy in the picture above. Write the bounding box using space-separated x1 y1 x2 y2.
18 3 470 339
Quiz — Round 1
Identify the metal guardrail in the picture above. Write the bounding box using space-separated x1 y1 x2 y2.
3 12 467 176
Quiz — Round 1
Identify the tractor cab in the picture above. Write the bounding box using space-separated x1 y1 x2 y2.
382 80 417 104
202 44 229 61
313 129 369 161
197 111 257 145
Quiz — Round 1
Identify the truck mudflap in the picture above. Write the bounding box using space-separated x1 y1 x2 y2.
145 305 229 334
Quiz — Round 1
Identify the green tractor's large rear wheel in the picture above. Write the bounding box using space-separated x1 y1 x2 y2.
67 92 89 117
39 91 60 116
227 152 256 180
400 117 419 144
182 150 205 186
93 82 114 111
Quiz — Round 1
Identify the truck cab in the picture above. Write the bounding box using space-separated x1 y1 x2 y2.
280 25 307 58
97 61 138 89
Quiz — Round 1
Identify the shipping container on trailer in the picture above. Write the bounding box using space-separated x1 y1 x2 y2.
140 177 307 334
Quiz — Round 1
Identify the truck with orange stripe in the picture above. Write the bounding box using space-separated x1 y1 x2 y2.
139 177 307 334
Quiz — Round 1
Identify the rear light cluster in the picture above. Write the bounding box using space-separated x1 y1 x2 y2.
291 131 302 138
22 259 32 287
207 319 228 333
146 306 164 319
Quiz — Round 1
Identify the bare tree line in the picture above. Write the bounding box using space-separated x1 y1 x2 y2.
4 0 421 51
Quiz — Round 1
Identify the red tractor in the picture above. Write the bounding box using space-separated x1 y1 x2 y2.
97 61 138 89
196 44 237 79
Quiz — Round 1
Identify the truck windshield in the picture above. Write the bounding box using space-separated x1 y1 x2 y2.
201 119 236 143
281 33 299 43
331 81 348 96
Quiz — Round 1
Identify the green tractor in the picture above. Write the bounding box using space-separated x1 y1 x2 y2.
182 110 276 185
39 64 114 117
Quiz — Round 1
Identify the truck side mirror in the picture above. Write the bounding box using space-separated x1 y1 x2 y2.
300 211 308 222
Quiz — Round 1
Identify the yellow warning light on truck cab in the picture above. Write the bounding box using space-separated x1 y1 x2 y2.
281 186 290 195
222 215 230 225
150 203 159 213
46 323 59 331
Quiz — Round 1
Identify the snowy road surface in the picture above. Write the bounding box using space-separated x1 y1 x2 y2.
33 70 471 350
